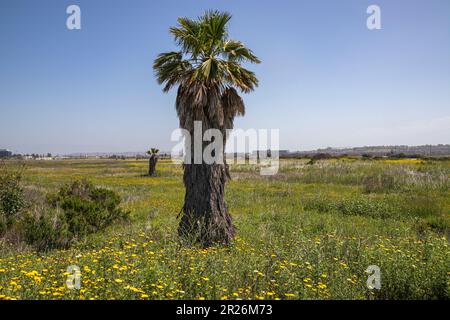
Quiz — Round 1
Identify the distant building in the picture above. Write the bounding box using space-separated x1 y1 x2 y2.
0 149 12 158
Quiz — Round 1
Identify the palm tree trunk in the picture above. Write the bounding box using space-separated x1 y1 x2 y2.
148 156 157 176
178 162 235 246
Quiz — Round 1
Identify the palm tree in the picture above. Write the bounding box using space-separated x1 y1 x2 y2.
153 10 260 246
146 148 159 176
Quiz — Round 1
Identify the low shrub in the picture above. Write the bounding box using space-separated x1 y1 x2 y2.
362 173 397 193
9 179 129 251
0 214 7 236
304 196 398 219
21 207 70 251
304 194 445 225
418 215 450 235
303 196 336 213
399 194 443 217
0 162 25 234
47 179 129 237
337 198 397 219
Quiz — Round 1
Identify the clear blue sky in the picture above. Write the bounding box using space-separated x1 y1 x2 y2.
1 0 449 154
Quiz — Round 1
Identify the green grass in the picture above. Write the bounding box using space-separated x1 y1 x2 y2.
0 158 449 300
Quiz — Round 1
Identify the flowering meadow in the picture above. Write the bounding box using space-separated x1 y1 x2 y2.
0 158 449 300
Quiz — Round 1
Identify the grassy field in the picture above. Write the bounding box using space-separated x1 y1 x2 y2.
0 158 449 300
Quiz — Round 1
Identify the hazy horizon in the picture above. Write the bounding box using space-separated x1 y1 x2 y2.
1 0 449 154
5 142 450 157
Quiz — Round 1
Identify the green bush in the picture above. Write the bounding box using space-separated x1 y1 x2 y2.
399 195 443 218
303 196 337 213
420 215 449 235
0 214 7 236
304 196 397 219
18 180 129 250
362 173 397 193
21 208 70 251
304 194 446 228
337 198 397 219
47 179 129 237
0 162 25 234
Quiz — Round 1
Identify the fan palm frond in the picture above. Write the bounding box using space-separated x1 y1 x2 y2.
154 11 260 129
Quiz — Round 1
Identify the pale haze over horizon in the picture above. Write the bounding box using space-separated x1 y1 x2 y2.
1 0 449 155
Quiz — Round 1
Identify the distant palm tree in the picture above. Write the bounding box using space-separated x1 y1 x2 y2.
146 148 159 176
153 10 260 246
